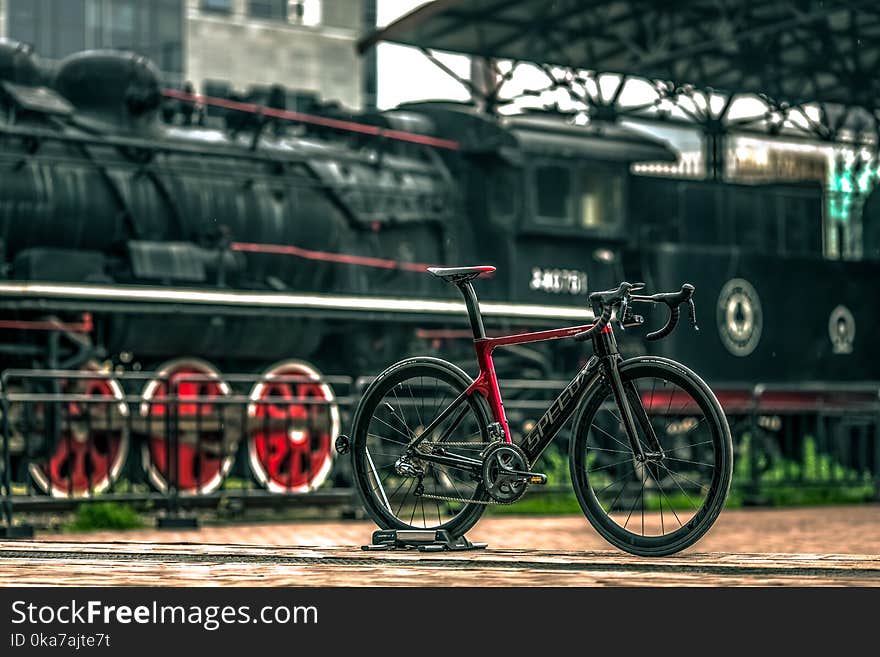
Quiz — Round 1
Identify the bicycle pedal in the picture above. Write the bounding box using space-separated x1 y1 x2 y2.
528 474 547 485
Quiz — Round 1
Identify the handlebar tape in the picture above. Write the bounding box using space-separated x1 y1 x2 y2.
646 305 680 341
573 305 613 342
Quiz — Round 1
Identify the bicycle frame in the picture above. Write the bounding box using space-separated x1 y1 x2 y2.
405 281 651 472
358 273 732 555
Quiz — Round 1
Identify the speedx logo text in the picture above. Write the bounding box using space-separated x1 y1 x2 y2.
522 369 588 454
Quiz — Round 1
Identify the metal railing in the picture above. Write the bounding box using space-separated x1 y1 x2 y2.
0 368 357 529
1 370 878 533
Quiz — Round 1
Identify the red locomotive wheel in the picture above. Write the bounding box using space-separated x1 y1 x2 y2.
247 360 339 493
140 358 233 495
29 368 129 498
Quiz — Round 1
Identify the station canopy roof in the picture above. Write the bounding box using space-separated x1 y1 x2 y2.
360 0 880 111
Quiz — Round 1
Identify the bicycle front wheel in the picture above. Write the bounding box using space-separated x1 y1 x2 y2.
569 357 733 556
351 358 491 536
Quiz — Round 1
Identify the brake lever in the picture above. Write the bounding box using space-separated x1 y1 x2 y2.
615 297 629 332
687 298 699 331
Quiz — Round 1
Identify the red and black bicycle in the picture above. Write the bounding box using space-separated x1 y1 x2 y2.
345 266 733 556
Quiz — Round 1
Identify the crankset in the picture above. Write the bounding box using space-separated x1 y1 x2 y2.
481 442 546 503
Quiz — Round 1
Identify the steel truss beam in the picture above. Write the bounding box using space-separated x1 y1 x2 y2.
364 0 880 157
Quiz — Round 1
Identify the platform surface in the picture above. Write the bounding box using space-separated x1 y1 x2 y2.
1 506 877 586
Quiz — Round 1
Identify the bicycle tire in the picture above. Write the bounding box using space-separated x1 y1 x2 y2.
569 357 733 556
351 357 491 536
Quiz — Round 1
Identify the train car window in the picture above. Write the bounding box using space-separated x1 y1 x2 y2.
531 161 624 232
202 0 233 12
248 0 288 20
579 167 623 230
534 164 573 225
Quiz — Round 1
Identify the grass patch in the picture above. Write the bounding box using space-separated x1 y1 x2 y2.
746 484 875 507
488 491 581 515
65 502 145 532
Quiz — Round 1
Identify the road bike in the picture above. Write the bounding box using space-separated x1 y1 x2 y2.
340 266 733 556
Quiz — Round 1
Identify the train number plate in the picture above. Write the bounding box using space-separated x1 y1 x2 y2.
529 268 588 295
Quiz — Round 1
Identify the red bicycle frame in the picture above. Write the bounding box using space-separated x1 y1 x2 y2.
467 323 598 442
439 276 623 465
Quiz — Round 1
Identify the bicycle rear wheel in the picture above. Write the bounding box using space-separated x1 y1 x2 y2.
351 358 490 536
569 357 732 556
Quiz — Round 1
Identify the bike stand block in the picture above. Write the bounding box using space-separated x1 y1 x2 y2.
0 525 34 539
363 529 487 552
156 516 199 530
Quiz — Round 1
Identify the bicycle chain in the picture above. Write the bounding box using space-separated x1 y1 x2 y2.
417 442 494 449
413 441 524 506
417 491 515 506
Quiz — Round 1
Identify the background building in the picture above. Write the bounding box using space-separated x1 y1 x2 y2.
186 0 363 108
0 0 366 109
2 0 185 74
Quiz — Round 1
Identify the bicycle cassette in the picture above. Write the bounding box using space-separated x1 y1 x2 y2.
481 442 530 503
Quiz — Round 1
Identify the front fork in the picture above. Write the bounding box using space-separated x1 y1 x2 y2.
594 331 664 462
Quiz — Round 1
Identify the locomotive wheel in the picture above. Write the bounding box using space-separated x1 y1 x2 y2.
28 366 130 498
140 358 233 495
247 360 340 493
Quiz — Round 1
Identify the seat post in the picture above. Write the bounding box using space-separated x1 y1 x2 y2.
457 282 486 339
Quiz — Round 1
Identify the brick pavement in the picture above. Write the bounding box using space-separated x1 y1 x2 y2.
0 506 876 586
34 505 880 554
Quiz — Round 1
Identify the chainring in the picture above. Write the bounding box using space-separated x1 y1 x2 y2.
481 442 530 503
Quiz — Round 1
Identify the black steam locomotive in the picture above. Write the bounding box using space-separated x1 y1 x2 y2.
1 40 876 499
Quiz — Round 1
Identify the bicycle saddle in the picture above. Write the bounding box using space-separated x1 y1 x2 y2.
427 266 496 284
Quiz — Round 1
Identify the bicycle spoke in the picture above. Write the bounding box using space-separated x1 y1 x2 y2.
428 464 446 522
646 466 683 528
664 455 715 468
389 386 415 439
588 457 634 473
368 464 394 493
590 421 632 451
406 380 424 431
663 439 713 454
604 407 651 453
367 450 392 511
585 445 631 455
366 432 409 449
641 469 645 536
623 473 646 530
667 415 708 435
410 491 418 525
657 475 664 534
655 462 700 511
604 474 630 514
365 459 397 470
657 461 709 491
371 416 411 443
595 471 630 496
395 478 415 517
